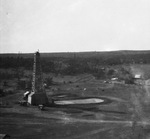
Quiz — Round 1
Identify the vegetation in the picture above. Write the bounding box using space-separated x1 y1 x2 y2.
1 51 150 138
0 50 150 82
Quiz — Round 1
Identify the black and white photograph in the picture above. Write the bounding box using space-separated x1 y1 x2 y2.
0 0 150 138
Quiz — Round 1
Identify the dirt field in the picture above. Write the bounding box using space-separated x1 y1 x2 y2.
1 74 150 139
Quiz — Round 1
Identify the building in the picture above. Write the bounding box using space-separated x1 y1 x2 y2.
134 74 141 79
133 74 143 85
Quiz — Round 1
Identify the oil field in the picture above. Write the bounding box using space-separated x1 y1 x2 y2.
1 51 150 139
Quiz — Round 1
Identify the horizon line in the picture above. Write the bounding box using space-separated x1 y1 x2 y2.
0 49 150 54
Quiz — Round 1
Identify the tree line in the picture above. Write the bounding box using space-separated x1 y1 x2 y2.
1 52 149 89
1 52 150 76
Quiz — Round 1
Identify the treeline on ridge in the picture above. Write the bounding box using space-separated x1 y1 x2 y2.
0 51 150 76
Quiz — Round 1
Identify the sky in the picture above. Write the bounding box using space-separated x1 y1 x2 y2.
0 0 150 53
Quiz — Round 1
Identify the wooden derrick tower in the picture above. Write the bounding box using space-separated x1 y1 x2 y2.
27 51 49 106
32 51 44 93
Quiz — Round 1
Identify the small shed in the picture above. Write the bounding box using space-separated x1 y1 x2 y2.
134 74 141 79
0 134 10 139
134 74 143 85
27 92 49 106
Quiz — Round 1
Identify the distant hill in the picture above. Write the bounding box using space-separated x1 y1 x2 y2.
0 50 150 77
0 50 150 59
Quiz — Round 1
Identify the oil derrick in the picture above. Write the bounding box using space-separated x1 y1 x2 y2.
32 51 44 93
27 51 49 106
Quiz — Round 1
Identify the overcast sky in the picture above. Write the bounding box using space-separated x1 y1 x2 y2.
0 0 150 53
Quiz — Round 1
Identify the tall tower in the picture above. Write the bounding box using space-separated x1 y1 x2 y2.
32 51 45 93
28 51 49 106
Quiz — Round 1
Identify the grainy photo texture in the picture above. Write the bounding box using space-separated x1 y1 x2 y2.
0 0 150 139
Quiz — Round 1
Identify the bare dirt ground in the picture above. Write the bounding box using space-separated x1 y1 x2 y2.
1 74 150 139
